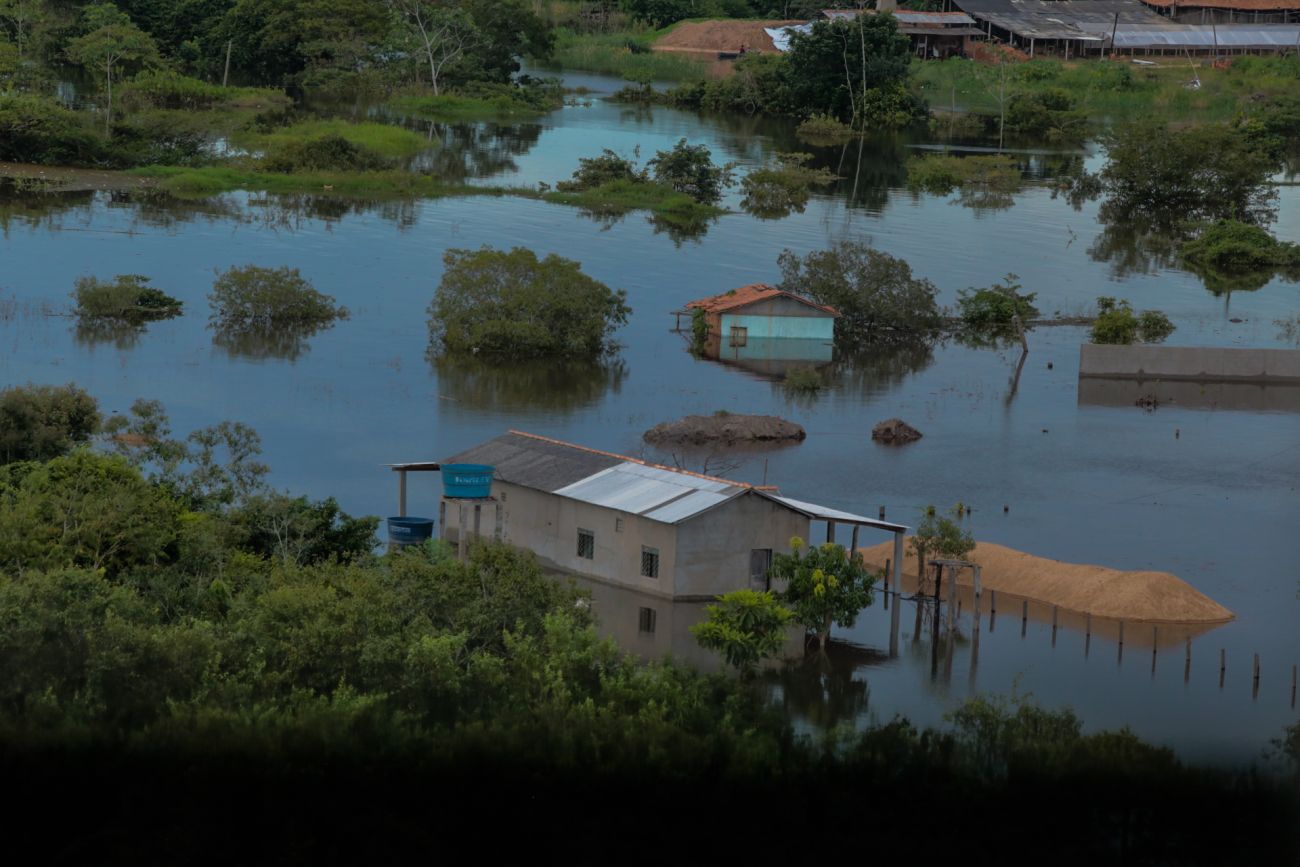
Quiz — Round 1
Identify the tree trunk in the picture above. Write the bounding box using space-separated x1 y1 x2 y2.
105 61 113 135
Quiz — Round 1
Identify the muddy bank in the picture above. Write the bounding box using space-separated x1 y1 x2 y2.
644 413 805 446
0 162 159 193
857 539 1233 624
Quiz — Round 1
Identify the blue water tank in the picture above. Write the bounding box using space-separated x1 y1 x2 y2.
442 463 494 499
387 516 435 545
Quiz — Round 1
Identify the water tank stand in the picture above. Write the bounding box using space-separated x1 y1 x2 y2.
439 497 502 561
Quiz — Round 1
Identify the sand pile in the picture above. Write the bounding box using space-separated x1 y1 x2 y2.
654 20 804 54
644 413 805 446
856 539 1233 624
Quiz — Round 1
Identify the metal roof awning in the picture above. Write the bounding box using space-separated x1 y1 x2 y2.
1114 23 1300 46
761 493 910 534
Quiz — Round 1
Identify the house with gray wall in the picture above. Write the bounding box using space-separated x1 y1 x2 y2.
436 431 905 602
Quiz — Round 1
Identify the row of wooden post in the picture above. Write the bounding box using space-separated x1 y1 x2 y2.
883 582 1296 707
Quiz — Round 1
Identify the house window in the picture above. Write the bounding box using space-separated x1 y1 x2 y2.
615 517 624 533
749 548 772 591
729 326 748 347
638 607 657 634
640 546 659 579
577 528 594 560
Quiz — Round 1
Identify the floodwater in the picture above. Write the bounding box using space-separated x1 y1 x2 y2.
1 72 1296 764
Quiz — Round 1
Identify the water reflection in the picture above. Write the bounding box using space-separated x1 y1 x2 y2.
433 355 628 413
766 647 874 732
74 319 146 350
414 122 543 182
830 340 938 396
212 324 332 362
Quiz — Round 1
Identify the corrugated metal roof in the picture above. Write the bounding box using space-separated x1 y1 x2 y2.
443 431 909 530
763 494 910 533
442 432 621 492
685 284 839 316
555 462 747 521
954 0 1166 38
1142 0 1300 8
1114 22 1300 44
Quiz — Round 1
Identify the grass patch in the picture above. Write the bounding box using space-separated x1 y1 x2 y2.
913 55 1300 126
387 93 551 121
128 165 503 199
232 120 431 160
546 28 710 83
542 177 723 222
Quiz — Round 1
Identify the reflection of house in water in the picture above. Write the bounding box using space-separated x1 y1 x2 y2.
439 431 906 602
684 284 838 378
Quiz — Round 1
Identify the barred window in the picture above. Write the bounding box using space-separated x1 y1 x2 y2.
640 546 659 579
638 607 657 634
577 528 594 560
729 326 748 347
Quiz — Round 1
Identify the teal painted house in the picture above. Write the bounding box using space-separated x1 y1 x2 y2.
686 284 839 348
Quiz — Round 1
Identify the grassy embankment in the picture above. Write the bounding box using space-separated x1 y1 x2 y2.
914 55 1300 125
546 26 712 83
229 119 432 160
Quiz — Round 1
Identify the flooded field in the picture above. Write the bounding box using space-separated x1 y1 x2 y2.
2 73 1296 763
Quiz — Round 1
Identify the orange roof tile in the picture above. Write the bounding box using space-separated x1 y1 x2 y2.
685 284 839 316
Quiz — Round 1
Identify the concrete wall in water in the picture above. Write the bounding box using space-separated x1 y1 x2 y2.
1078 345 1300 383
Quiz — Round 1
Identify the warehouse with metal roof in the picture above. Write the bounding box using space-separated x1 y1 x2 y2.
436 431 906 600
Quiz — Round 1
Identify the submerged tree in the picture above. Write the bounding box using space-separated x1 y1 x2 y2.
772 537 877 653
0 383 100 465
909 505 975 595
778 240 942 344
647 138 734 206
691 589 793 675
428 246 629 359
65 3 159 132
1089 297 1174 345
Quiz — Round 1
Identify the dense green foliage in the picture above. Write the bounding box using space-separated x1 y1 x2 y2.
778 240 942 343
739 151 835 218
646 137 733 205
1182 220 1300 273
772 537 877 651
208 265 348 334
909 504 975 591
908 153 1022 211
428 246 630 359
690 588 793 673
0 383 100 465
72 273 182 324
668 16 924 128
0 94 104 165
1096 121 1279 226
1090 297 1175 345
956 274 1038 332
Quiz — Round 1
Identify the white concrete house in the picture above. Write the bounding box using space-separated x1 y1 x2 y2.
434 431 905 601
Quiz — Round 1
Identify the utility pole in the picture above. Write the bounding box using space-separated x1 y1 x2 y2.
223 40 232 87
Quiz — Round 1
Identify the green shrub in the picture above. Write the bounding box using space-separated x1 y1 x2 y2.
261 135 392 174
740 152 837 219
428 246 630 359
690 589 793 674
0 383 101 465
647 138 734 205
73 274 182 324
556 149 644 192
784 366 824 395
796 113 855 141
208 266 347 333
1090 297 1174 345
1180 220 1300 273
956 274 1038 330
0 94 105 166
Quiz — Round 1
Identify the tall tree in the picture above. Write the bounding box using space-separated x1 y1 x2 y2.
0 0 44 59
65 4 158 131
387 0 480 95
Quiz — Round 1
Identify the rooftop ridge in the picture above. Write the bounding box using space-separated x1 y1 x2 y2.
508 430 766 490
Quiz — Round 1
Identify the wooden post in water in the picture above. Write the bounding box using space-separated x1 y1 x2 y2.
1219 648 1226 689
946 565 957 633
1051 605 1058 647
1118 620 1125 665
1184 638 1192 683
1020 599 1028 638
1291 665 1296 709
1151 626 1158 675
889 588 901 658
1253 654 1260 699
990 589 997 614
